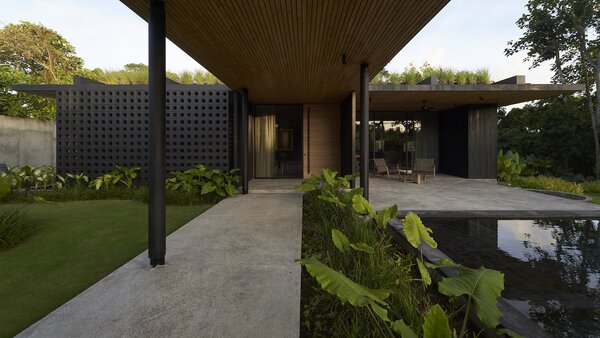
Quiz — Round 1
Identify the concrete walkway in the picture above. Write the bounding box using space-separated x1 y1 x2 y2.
18 193 302 338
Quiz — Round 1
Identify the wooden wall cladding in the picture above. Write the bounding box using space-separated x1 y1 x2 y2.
303 104 341 178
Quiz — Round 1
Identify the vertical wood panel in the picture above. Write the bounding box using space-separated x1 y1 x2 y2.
304 104 340 177
468 105 497 179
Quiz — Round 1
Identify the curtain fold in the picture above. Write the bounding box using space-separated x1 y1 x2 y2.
255 114 276 177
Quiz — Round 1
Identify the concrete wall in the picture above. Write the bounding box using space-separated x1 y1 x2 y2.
0 115 56 167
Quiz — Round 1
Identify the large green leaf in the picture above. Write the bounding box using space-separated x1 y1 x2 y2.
224 184 236 197
401 212 437 249
352 194 376 217
298 257 390 321
438 266 505 328
350 242 374 254
0 175 11 198
201 181 216 195
295 181 317 192
423 304 451 338
496 328 524 338
374 204 398 228
322 169 338 187
416 258 432 286
391 319 418 338
332 229 351 253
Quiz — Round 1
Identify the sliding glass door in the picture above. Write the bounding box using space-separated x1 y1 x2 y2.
254 105 303 178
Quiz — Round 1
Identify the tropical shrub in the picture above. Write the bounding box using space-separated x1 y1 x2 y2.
497 150 527 184
89 165 140 190
297 169 517 337
512 176 584 195
166 165 239 202
0 208 35 249
582 180 600 194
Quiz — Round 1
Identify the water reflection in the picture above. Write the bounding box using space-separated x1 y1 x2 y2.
423 218 600 338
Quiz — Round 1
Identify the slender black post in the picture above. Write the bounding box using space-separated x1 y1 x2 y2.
241 88 249 194
360 63 369 199
148 0 166 267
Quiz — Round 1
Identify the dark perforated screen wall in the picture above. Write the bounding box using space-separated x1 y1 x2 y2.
55 84 233 181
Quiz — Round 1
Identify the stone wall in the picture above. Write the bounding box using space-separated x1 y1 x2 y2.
0 115 56 167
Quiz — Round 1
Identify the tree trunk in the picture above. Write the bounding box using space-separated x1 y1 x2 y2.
555 49 566 84
580 43 600 176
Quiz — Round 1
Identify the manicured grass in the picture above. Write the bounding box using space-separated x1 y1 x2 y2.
0 200 212 338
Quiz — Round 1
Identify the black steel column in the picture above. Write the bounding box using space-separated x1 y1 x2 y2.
148 0 166 267
360 63 369 199
241 88 249 194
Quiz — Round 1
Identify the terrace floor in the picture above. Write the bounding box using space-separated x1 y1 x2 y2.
17 192 302 338
369 174 600 218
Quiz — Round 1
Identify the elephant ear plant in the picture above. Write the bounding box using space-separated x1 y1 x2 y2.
400 212 521 338
295 170 521 337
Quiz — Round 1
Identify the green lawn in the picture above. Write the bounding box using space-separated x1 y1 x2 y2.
0 200 211 338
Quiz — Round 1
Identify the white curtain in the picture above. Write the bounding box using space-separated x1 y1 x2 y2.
255 114 276 177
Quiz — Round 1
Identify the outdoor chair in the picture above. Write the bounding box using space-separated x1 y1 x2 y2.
414 158 436 180
373 158 399 180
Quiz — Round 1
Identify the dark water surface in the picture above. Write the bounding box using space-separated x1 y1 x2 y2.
423 218 600 338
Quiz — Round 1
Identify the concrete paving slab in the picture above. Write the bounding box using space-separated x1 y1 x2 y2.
368 175 600 217
17 193 302 338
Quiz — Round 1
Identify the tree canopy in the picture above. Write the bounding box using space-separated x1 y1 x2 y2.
0 21 83 84
506 0 600 176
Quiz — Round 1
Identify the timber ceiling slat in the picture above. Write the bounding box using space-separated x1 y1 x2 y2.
119 0 449 103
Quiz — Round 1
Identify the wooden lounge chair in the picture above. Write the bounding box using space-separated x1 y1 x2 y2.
373 158 399 180
414 158 436 180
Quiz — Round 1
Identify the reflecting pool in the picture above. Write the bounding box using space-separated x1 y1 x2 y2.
422 219 600 338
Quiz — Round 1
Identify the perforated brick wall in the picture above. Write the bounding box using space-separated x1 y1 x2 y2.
55 84 233 181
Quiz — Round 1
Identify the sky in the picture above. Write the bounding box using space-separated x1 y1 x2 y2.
0 0 554 84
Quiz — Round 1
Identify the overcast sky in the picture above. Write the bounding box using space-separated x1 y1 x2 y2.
0 0 554 84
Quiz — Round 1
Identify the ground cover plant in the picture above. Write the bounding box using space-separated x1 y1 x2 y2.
0 200 211 337
297 170 519 337
0 164 240 205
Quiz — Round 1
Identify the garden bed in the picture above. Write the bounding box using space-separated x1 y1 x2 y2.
297 171 521 337
527 188 590 201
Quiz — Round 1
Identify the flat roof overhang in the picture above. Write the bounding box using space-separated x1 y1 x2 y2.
366 83 586 115
119 0 449 104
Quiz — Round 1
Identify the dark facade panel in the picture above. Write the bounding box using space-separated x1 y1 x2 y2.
438 107 469 178
467 105 498 179
55 84 232 181
339 92 356 178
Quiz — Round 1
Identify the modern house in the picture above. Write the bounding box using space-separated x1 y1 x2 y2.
14 0 584 266
16 76 582 182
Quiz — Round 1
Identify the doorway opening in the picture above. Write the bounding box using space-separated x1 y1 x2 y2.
254 105 303 178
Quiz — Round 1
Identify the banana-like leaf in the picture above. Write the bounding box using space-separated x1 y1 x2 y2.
298 257 390 321
352 195 376 217
423 304 451 338
438 266 504 328
350 242 374 254
401 212 437 249
374 204 398 228
332 229 351 253
391 319 418 338
416 258 431 286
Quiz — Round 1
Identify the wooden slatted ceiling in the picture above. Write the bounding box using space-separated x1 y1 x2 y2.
120 0 449 104
366 84 586 112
